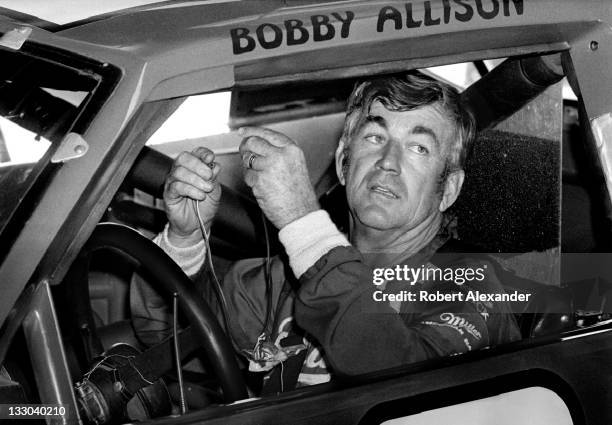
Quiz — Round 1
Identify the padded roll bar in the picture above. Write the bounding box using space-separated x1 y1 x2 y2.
462 54 565 131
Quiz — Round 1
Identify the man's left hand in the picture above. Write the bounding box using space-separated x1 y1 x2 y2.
239 126 319 229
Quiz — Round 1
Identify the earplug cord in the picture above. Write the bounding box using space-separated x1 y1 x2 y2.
261 213 274 337
192 199 235 348
192 198 275 350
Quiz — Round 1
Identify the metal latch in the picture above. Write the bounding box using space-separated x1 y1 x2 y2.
0 26 32 50
51 133 89 163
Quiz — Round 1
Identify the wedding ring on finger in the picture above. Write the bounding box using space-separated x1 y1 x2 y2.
247 153 257 170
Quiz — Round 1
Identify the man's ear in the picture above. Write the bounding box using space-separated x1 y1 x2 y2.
439 169 465 212
335 140 348 186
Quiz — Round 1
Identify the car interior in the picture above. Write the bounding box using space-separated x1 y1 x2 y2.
3 49 612 422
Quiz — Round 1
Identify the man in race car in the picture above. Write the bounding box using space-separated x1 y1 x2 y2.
131 72 520 391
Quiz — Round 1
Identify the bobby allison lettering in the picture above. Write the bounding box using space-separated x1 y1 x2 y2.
231 12 354 54
376 0 524 32
230 1 524 55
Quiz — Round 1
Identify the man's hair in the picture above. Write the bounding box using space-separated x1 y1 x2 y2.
340 72 476 173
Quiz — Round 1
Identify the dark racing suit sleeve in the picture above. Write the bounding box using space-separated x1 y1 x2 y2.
294 245 517 376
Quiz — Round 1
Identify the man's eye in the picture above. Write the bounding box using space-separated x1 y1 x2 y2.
365 135 384 144
410 145 429 155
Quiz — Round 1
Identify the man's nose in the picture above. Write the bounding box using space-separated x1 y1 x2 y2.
375 141 401 174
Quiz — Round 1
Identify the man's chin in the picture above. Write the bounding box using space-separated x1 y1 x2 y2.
354 209 401 232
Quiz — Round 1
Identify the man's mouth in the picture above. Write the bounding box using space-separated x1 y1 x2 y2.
370 184 399 199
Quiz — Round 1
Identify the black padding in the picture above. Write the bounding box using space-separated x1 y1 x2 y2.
453 129 559 253
462 56 564 131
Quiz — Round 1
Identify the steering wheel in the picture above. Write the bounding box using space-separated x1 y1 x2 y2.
63 223 248 407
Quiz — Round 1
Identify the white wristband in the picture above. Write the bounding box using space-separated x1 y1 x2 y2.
153 223 206 276
278 210 350 278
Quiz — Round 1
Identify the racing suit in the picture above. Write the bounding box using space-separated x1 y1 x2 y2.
131 210 521 387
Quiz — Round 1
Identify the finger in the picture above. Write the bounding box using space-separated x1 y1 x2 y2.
210 161 222 181
175 151 215 181
243 168 258 188
192 147 215 165
241 152 259 171
239 135 278 157
240 151 274 171
172 165 216 193
196 159 222 182
165 180 207 203
238 126 294 148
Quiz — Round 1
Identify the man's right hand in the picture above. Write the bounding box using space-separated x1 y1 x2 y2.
163 147 221 247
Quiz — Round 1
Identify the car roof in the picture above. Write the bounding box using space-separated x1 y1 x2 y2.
55 1 380 57
0 1 606 105
0 1 355 33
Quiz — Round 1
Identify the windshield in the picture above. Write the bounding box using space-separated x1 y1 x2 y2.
0 48 98 235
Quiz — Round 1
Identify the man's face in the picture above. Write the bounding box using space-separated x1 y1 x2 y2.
339 101 456 233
